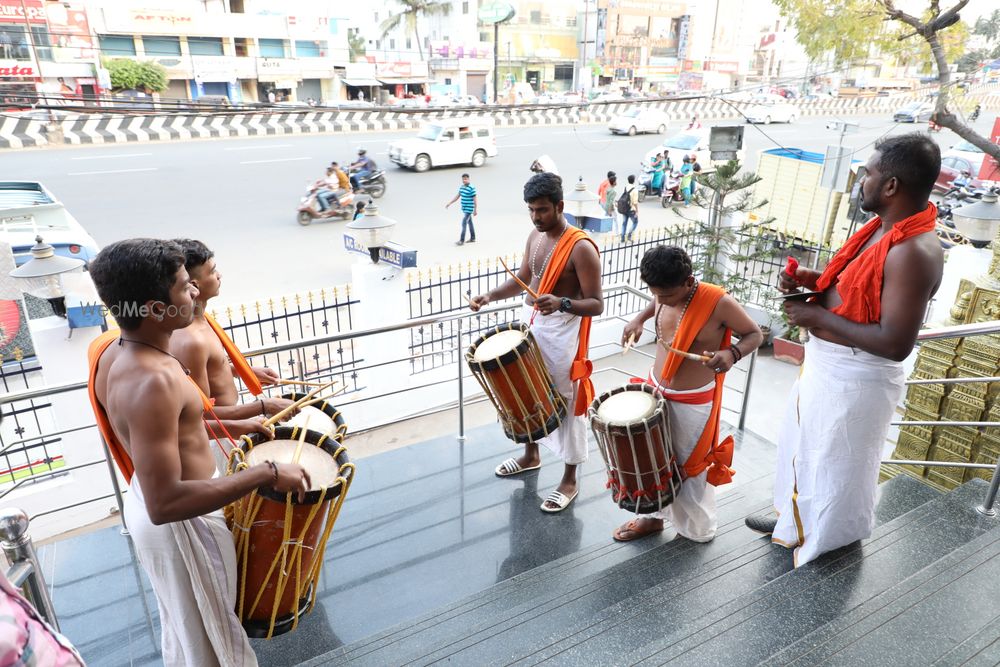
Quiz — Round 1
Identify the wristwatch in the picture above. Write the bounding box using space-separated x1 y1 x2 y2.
559 297 572 313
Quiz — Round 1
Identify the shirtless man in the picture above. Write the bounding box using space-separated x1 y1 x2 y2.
745 133 944 567
614 246 762 542
470 172 603 512
169 239 295 422
89 239 310 665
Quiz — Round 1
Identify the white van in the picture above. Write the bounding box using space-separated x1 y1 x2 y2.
388 119 498 172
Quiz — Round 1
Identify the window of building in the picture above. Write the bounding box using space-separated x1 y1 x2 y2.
389 38 396 50
234 37 250 57
31 27 52 61
258 38 285 58
462 1 469 13
530 10 541 23
98 34 136 57
295 40 325 57
480 31 489 42
554 65 574 81
188 37 224 56
142 35 181 56
406 38 411 49
444 77 451 85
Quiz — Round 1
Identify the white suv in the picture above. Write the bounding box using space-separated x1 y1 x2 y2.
388 120 498 172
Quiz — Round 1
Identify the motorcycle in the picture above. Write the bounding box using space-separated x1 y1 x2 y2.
637 166 681 207
349 167 387 199
970 106 981 123
297 185 357 225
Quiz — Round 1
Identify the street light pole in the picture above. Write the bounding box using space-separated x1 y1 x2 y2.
493 22 499 103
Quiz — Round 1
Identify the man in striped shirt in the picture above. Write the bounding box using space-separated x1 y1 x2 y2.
446 173 478 245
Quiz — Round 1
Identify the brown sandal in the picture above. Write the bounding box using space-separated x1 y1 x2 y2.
613 518 664 542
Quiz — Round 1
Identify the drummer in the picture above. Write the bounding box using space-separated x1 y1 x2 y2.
470 172 603 513
613 246 762 542
169 239 297 425
88 239 310 665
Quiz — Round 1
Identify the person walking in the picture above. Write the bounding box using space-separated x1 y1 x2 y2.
446 173 478 245
598 170 615 207
603 174 619 236
618 175 640 242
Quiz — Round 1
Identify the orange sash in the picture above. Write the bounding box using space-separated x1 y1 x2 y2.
87 331 215 483
657 282 735 486
205 314 263 396
537 226 600 417
815 203 937 324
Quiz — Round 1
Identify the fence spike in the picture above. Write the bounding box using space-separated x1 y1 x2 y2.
294 293 302 306
243 303 251 316
12 347 22 362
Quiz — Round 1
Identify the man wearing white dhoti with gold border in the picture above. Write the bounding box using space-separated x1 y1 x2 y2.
745 134 944 567
470 173 603 513
87 239 312 666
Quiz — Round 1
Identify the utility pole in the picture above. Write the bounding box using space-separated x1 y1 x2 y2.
814 119 858 266
493 22 499 103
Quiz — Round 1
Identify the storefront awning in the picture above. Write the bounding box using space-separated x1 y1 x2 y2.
377 78 430 85
343 78 381 87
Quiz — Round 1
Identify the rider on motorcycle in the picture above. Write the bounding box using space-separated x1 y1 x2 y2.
350 149 377 192
312 167 342 212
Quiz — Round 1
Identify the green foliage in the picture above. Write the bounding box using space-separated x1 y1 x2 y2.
889 15 968 74
771 0 893 68
104 58 168 93
348 29 366 61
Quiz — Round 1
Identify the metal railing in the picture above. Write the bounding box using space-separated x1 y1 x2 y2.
0 508 58 629
0 283 759 528
882 320 1000 517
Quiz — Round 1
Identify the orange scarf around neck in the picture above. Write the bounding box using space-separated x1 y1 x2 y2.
87 330 216 483
536 225 599 417
657 282 735 486
815 203 937 324
205 313 263 396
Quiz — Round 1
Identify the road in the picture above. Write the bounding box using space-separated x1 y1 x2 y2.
1 113 991 306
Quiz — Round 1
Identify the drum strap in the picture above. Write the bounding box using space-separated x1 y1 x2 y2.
536 226 599 416
206 314 264 396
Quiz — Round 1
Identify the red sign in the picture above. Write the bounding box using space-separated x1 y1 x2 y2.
977 117 1000 181
0 63 34 77
0 0 45 24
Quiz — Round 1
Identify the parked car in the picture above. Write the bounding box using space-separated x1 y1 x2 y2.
591 90 626 103
388 119 498 172
0 182 100 267
943 140 987 178
392 98 428 109
744 95 799 124
893 101 934 123
609 108 668 136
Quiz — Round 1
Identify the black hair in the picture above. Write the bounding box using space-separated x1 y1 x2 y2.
172 238 214 273
873 132 941 201
640 245 693 288
609 175 617 184
523 172 563 205
627 174 636 184
607 170 615 178
461 173 470 178
90 239 186 330
355 200 366 210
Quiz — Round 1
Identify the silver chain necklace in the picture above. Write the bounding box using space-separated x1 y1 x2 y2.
656 279 699 348
530 224 569 280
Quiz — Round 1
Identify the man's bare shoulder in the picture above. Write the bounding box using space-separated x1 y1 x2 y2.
108 360 184 409
887 231 944 278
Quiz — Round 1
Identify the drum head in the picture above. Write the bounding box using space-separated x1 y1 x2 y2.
246 439 340 490
473 329 526 362
598 389 657 426
286 405 336 435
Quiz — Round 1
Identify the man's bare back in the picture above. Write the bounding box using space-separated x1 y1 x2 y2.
96 341 218 483
172 317 239 406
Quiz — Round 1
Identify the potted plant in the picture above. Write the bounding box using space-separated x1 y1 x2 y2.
773 307 806 365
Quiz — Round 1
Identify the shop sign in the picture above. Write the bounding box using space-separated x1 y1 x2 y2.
0 0 45 25
0 61 34 77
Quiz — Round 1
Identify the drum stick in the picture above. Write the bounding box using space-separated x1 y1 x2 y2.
498 257 539 300
263 380 337 427
622 332 636 356
274 378 334 388
661 341 713 363
291 415 312 465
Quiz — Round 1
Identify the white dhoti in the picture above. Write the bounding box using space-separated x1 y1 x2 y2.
125 475 258 667
644 376 717 543
522 304 588 465
772 336 904 567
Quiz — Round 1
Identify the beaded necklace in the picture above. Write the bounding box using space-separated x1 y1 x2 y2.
530 223 569 280
656 279 699 349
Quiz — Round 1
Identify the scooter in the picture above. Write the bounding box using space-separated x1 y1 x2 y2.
349 168 387 199
297 185 356 225
659 171 682 208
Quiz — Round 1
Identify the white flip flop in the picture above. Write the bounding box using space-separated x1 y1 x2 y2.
540 489 578 513
495 457 542 477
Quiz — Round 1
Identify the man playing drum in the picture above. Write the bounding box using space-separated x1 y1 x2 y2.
88 239 311 666
745 134 944 567
614 246 762 542
470 173 603 512
169 240 297 425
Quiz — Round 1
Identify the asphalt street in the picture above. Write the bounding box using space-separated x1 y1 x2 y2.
1 112 993 306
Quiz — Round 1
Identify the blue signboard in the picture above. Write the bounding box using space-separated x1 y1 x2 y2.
343 235 418 269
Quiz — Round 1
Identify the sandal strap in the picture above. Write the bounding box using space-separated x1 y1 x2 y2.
499 458 519 474
545 491 568 504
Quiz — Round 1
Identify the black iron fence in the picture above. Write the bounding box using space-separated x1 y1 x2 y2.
212 286 363 397
0 358 64 487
